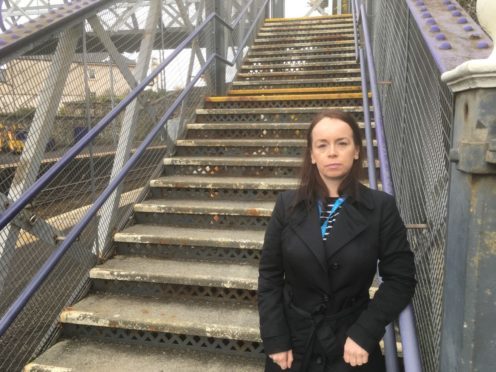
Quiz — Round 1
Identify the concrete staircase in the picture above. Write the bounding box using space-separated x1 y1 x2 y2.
25 14 375 372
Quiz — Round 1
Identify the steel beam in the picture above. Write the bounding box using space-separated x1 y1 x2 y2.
93 0 162 258
87 16 138 88
175 0 207 68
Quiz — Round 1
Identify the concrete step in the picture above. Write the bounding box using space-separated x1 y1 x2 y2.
205 93 365 103
186 122 373 130
175 138 370 157
237 69 361 79
185 121 375 140
114 224 265 250
59 293 260 341
240 61 358 71
230 77 361 89
228 86 362 95
195 106 365 123
90 255 259 290
162 155 301 177
183 122 314 139
162 156 378 178
248 46 355 57
134 199 274 217
147 175 379 202
259 23 353 33
150 175 299 191
254 33 354 44
250 40 355 51
203 93 367 111
175 139 377 150
244 52 356 64
148 175 299 201
133 198 275 230
24 339 264 372
196 107 364 115
91 254 378 300
257 28 354 38
265 14 352 23
194 105 366 123
164 155 303 166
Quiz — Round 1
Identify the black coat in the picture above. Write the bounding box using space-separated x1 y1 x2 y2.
258 184 416 372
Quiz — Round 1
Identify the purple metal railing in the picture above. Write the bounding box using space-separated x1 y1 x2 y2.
351 1 423 372
0 0 270 337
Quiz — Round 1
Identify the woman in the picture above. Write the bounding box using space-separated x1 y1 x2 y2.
258 109 416 371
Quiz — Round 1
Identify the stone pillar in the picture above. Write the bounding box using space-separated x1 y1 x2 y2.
440 1 496 371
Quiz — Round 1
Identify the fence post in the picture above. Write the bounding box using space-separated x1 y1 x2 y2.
440 2 496 369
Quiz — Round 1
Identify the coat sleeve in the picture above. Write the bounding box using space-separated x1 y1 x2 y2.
346 193 417 353
258 192 292 354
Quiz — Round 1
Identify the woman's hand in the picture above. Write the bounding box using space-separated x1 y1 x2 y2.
343 337 369 366
270 350 293 370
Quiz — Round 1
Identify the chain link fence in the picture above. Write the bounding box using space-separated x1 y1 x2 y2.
366 1 456 371
0 0 267 369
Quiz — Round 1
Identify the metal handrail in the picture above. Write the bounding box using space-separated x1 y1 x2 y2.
351 1 423 371
0 0 269 337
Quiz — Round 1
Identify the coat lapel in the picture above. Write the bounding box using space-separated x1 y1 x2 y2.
325 197 370 258
289 203 329 276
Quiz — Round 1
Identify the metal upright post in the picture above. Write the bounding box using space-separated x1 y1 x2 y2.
271 0 284 18
214 0 226 95
93 0 161 259
440 2 496 368
0 25 80 292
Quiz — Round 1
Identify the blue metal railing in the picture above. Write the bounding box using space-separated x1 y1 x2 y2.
352 1 423 372
0 0 270 337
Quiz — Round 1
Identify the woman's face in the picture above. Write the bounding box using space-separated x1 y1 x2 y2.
310 117 359 183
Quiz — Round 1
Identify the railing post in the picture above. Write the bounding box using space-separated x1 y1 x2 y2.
440 2 496 369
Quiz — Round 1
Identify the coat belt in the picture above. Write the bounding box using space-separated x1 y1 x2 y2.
284 286 368 371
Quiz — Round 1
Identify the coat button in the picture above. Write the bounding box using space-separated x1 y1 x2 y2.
315 355 323 365
330 261 341 270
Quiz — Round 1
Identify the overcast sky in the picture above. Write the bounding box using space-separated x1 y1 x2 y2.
285 0 333 17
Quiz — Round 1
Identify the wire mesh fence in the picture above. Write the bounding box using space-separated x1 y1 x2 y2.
367 1 455 371
0 0 267 369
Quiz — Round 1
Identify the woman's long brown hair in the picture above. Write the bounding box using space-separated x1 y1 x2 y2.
291 109 365 210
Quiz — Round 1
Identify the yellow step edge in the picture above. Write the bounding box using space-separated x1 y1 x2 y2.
266 14 352 22
205 93 370 103
228 86 362 96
